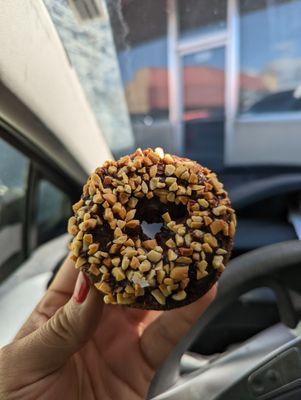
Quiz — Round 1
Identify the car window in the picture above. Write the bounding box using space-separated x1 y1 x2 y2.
36 179 71 246
0 137 29 281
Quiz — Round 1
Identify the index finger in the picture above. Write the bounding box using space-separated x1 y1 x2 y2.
48 256 78 295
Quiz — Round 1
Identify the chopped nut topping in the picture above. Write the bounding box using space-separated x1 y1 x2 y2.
229 221 235 238
93 192 103 204
113 235 128 245
170 266 189 281
191 242 202 252
88 243 99 255
68 224 79 236
103 193 117 205
141 181 149 194
197 270 208 280
177 226 186 236
202 243 213 253
149 165 158 177
210 220 225 235
203 233 218 248
71 240 82 257
176 256 192 264
175 234 184 246
103 294 115 304
175 165 186 177
169 182 178 192
213 205 227 216
130 256 140 269
184 233 192 246
112 267 126 281
147 250 162 263
162 212 171 223
168 249 177 261
164 154 174 164
157 270 166 284
217 248 227 255
165 164 176 176
88 264 100 276
139 259 152 272
125 220 140 229
114 227 123 238
159 284 170 297
95 281 111 294
151 289 166 305
179 247 193 256
117 293 135 305
88 256 101 265
181 170 190 181
75 257 86 269
143 239 157 250
172 290 187 301
165 238 176 248
203 216 213 226
128 197 138 208
122 246 137 258
213 255 224 269
73 200 85 214
197 260 208 271
111 257 121 267
164 277 174 286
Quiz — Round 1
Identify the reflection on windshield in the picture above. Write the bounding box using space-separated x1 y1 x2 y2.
44 0 134 154
240 0 301 115
44 0 301 167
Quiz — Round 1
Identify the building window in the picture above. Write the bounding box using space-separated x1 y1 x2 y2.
183 47 226 169
178 0 227 39
0 138 29 280
183 48 225 122
239 0 301 115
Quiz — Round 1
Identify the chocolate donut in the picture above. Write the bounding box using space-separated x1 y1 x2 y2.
68 148 236 310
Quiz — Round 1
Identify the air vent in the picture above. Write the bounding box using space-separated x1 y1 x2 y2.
68 0 106 22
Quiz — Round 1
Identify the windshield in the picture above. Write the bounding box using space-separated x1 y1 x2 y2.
44 0 301 171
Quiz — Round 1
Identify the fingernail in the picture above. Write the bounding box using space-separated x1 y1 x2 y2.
73 272 90 303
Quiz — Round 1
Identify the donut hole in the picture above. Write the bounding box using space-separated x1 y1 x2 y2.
135 197 187 241
141 221 162 239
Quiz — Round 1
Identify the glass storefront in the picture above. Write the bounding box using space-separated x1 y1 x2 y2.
178 0 227 39
239 0 301 115
45 0 301 167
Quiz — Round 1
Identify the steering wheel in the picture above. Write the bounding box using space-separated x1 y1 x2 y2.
148 240 301 399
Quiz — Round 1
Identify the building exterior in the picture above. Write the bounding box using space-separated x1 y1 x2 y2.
108 0 301 169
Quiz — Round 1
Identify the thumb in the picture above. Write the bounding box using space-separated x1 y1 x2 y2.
1 272 102 381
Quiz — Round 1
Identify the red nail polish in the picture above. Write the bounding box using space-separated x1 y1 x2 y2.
73 272 90 303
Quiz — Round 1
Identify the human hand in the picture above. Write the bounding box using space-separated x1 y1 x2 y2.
0 257 216 400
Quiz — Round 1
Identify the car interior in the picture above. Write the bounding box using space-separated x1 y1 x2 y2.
1 1 301 399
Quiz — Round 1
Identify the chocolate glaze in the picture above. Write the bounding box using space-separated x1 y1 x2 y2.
76 152 234 310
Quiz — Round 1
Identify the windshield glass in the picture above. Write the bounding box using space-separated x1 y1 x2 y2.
44 0 301 171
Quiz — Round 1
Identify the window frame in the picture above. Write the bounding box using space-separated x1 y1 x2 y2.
0 119 81 281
